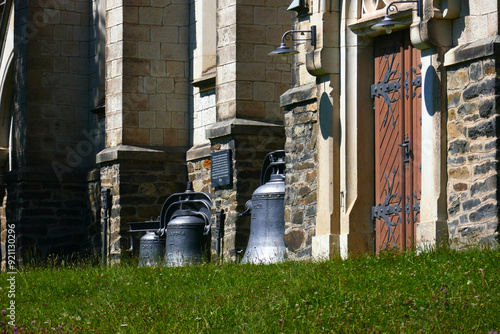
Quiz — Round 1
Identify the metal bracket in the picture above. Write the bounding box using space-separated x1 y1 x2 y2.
372 168 403 248
371 48 401 128
412 191 421 223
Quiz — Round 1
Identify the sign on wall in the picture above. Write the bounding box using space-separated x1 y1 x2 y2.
211 150 232 187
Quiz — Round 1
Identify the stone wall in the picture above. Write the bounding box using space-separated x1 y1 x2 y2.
98 148 187 261
446 55 499 246
3 170 100 261
283 98 318 260
105 0 191 148
0 0 104 266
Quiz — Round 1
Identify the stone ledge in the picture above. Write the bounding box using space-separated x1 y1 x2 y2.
280 83 317 108
96 145 186 164
206 118 284 140
444 36 500 67
186 143 211 161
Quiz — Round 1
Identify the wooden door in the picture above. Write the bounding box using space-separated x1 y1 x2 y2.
371 31 421 252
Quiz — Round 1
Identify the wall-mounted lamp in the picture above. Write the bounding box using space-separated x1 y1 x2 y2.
269 26 316 60
371 0 422 34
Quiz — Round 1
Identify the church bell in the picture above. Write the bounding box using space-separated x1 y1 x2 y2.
160 182 212 266
241 150 287 264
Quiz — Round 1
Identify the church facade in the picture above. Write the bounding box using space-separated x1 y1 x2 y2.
0 0 498 267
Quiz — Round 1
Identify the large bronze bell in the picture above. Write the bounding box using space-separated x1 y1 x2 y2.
241 150 286 264
160 182 212 266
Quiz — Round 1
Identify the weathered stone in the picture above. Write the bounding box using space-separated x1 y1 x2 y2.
474 161 496 175
457 102 477 117
470 175 497 197
469 61 483 81
449 166 470 179
448 197 461 216
478 97 496 118
453 183 468 191
448 140 468 155
462 198 480 211
469 203 498 222
467 118 496 139
283 229 304 251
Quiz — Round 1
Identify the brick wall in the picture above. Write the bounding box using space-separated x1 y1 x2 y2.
447 56 499 246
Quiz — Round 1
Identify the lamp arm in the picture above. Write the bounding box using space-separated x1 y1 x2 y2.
281 26 316 48
386 0 421 18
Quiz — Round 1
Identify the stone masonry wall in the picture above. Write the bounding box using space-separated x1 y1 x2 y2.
284 99 318 260
100 152 186 261
447 56 499 246
106 1 190 148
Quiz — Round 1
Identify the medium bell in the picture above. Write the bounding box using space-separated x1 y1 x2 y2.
241 150 286 264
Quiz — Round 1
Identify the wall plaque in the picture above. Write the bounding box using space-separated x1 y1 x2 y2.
211 150 232 187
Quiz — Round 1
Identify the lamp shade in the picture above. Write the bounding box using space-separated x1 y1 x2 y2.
371 15 407 34
268 43 299 57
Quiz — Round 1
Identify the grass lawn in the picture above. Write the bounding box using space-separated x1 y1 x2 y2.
1 247 499 333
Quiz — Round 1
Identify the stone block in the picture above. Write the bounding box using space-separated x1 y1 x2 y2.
219 5 237 27
235 5 253 24
69 58 88 74
469 203 498 222
449 166 470 180
124 41 139 58
139 7 163 25
139 111 156 128
237 62 266 81
123 75 137 93
236 100 265 119
125 58 150 76
448 69 468 90
61 11 82 25
470 174 497 197
157 77 175 93
469 61 483 82
166 61 186 78
123 111 139 128
235 81 253 100
149 94 167 111
447 91 461 108
138 41 161 59
123 6 138 24
107 24 123 44
254 7 277 26
236 25 266 44
123 24 149 41
161 43 189 61
478 97 496 118
168 97 189 112
123 93 149 111
156 111 171 129
123 128 150 145
163 129 178 146
151 26 179 43
467 118 497 140
253 82 275 101
218 25 236 47
41 40 61 56
447 121 464 138
162 5 189 26
143 77 157 93
171 111 187 129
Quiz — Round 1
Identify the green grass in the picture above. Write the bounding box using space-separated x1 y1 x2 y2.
1 247 499 333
